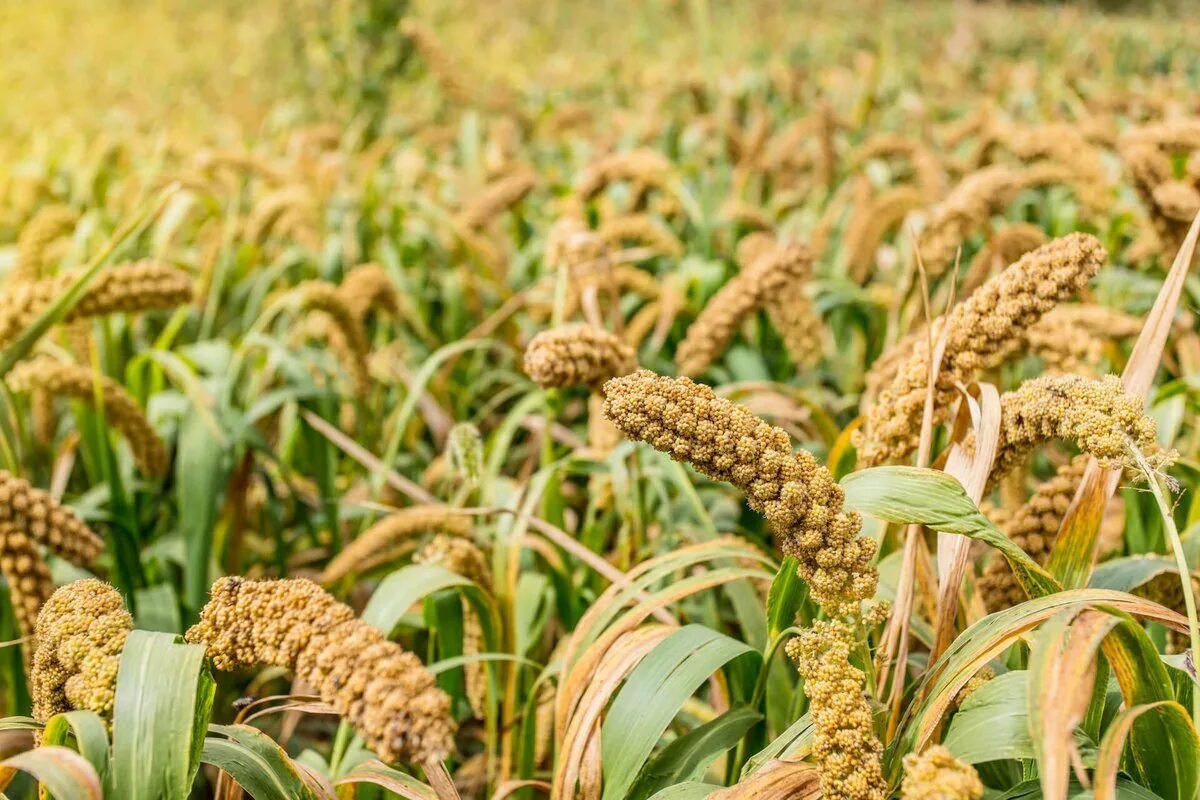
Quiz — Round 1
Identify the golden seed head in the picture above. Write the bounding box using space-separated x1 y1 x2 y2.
843 185 924 283
785 621 886 800
857 233 1106 467
456 170 536 230
186 576 456 764
676 242 811 376
1025 304 1142 375
32 579 131 723
0 525 55 672
320 506 472 585
0 471 102 566
338 263 400 323
574 149 674 202
596 214 684 258
1152 180 1200 222
901 745 983 800
8 358 168 476
14 204 78 284
0 261 192 352
917 165 1023 276
953 667 995 709
991 373 1160 482
414 534 491 588
523 325 637 390
296 281 371 396
961 223 1047 294
604 370 876 615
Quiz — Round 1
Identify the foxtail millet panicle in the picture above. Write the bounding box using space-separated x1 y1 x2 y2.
297 281 371 396
31 579 132 723
0 525 54 671
1025 304 1142 375
603 370 877 615
320 506 472 585
414 535 491 716
960 222 1047 294
785 620 886 800
856 232 1106 467
72 260 195 318
736 236 821 369
917 165 1022 276
523 325 637 390
13 204 77 284
8 358 168 476
573 149 674 203
851 133 947 199
186 576 457 764
0 471 102 565
563 264 661 322
990 373 1160 482
676 241 811 377
843 185 924 283
1004 123 1111 212
596 214 684 258
456 171 536 230
338 262 400 323
0 260 193 350
245 186 316 245
901 745 983 800
194 149 288 186
1120 138 1193 258
1152 180 1200 222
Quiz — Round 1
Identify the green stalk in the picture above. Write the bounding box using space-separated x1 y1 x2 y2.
0 186 173 378
327 719 354 778
1133 445 1200 721
728 625 804 781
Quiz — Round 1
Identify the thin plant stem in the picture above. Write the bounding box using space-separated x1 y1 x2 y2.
1132 444 1200 722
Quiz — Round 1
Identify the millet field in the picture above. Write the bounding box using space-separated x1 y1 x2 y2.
1 0 1199 798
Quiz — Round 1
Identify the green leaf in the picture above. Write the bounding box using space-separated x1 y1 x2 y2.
841 466 1061 598
1 746 103 800
645 783 720 800
997 777 1165 799
362 563 499 651
178 410 230 615
335 759 439 799
1102 616 1200 800
110 630 214 799
892 589 1191 779
1089 556 1180 592
942 671 1034 763
41 711 110 785
766 557 805 639
601 625 758 800
201 724 323 800
134 583 183 634
631 707 761 800
740 712 813 777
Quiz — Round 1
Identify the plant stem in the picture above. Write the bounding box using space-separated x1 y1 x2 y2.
1133 446 1200 721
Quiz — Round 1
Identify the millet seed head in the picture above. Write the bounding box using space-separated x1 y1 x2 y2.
603 370 877 615
523 324 637 390
901 745 983 800
31 579 131 723
856 232 1106 467
187 576 456 764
